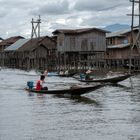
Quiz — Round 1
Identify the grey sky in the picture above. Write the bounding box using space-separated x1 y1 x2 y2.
0 0 136 38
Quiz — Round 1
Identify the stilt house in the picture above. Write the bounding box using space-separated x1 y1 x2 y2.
53 28 107 71
106 28 139 69
4 36 57 70
0 36 24 66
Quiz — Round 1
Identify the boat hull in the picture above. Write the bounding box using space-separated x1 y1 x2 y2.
58 72 77 77
26 84 102 95
78 74 131 83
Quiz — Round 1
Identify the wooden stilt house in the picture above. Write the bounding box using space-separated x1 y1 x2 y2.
4 36 57 70
0 36 24 66
4 39 29 68
53 28 107 71
106 28 140 69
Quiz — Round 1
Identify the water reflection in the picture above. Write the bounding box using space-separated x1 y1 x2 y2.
130 93 140 102
26 92 100 106
53 94 100 106
28 92 35 97
107 83 132 89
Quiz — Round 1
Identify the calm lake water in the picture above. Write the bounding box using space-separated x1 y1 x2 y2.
0 69 140 140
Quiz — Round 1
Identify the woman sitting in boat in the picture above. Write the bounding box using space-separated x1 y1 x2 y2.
36 75 48 90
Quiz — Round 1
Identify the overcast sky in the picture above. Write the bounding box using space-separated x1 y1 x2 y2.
0 0 137 39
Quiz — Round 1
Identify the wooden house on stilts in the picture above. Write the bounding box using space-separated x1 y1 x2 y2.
53 28 108 71
106 28 140 70
4 36 57 70
0 36 24 67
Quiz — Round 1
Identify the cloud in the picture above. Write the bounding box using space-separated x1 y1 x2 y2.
0 0 133 38
73 0 130 12
0 8 8 18
0 0 35 10
80 6 132 27
69 0 132 27
31 0 70 15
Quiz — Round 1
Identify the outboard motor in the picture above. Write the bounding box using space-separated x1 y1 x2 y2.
27 81 34 89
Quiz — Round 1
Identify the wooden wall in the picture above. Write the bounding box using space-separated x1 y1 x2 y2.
57 31 106 52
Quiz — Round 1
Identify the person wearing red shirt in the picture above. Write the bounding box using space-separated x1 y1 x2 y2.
36 75 48 90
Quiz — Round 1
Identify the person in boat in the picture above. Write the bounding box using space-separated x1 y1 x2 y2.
36 75 48 90
59 69 64 75
64 69 69 75
44 69 48 76
80 73 86 80
85 69 92 80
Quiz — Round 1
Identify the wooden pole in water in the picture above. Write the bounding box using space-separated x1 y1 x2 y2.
128 0 140 73
129 0 135 74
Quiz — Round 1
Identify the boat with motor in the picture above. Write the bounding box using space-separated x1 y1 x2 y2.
76 74 131 83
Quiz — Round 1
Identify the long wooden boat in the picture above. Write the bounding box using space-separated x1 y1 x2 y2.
77 74 131 83
58 72 77 77
26 84 103 95
47 72 76 77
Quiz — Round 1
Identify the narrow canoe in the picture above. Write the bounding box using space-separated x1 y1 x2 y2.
77 74 131 83
47 72 76 77
58 72 77 77
26 84 103 95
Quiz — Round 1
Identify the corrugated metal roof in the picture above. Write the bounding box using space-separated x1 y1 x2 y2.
106 28 131 38
17 37 44 52
0 36 24 46
107 43 130 49
106 28 139 38
4 39 30 51
17 36 56 52
53 28 109 35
